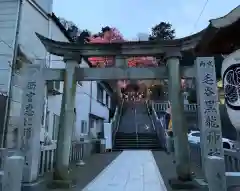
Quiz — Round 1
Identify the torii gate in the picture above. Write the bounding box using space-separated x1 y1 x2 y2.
18 32 226 189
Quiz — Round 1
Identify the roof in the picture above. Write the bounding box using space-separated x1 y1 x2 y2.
45 7 240 82
195 5 240 55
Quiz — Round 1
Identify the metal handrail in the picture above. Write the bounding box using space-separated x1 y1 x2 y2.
134 106 139 147
150 101 168 149
145 100 156 131
112 99 124 146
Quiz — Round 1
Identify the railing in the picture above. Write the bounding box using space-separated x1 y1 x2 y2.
38 143 56 176
112 100 124 146
145 100 155 131
224 149 240 172
69 142 82 162
190 144 240 187
38 141 85 177
149 101 167 149
153 101 198 113
190 143 240 172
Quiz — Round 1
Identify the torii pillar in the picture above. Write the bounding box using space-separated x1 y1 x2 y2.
52 59 78 187
166 51 192 183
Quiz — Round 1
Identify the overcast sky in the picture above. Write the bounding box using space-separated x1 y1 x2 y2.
53 1 239 39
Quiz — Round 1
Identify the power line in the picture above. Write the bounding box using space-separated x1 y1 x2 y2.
190 0 209 35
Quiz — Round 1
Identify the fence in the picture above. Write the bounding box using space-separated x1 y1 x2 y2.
152 101 198 113
38 141 85 177
38 144 56 176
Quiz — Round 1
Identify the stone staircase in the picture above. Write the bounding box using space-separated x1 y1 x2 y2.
114 132 162 150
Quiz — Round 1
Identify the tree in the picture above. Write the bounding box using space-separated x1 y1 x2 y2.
149 22 175 41
76 30 91 44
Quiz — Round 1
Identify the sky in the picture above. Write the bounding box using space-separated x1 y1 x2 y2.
53 0 239 40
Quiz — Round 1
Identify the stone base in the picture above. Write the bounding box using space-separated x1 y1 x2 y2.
47 179 77 189
168 178 203 190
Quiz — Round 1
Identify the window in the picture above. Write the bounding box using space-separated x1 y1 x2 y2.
97 84 104 103
98 119 104 132
52 114 60 140
89 117 94 129
81 120 88 134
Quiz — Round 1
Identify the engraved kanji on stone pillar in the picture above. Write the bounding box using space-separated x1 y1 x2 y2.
195 57 226 190
19 64 44 183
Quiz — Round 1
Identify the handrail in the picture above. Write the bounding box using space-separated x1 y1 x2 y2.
115 99 124 134
134 106 139 147
145 100 156 131
112 99 124 146
149 100 168 149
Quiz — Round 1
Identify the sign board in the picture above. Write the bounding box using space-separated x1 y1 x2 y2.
195 57 226 186
19 64 44 182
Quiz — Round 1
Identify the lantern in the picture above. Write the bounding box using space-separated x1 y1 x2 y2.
221 49 240 132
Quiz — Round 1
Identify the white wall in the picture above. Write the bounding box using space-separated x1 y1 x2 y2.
6 0 51 148
91 82 109 119
46 21 111 141
4 0 112 147
74 60 111 140
0 0 19 95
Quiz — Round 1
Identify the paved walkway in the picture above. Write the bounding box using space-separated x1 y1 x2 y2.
82 150 167 191
22 152 120 191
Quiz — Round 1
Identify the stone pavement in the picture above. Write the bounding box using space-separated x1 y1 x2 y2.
22 152 120 191
83 150 167 191
23 150 211 191
152 151 208 191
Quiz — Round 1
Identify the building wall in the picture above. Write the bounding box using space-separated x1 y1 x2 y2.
6 0 51 148
0 0 19 94
43 17 111 142
73 62 111 141
2 0 112 148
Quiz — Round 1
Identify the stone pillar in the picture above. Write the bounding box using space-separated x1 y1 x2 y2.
166 51 192 181
195 57 226 189
53 60 78 186
2 155 24 191
19 64 44 183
